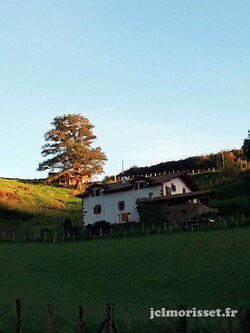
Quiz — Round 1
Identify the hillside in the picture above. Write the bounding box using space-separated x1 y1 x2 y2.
192 170 250 216
0 178 81 229
118 149 244 178
0 169 250 233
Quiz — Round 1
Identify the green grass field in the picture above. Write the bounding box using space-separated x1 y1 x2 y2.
0 228 249 332
0 172 250 331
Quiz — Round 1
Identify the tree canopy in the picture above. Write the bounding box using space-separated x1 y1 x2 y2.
38 114 107 189
242 130 250 161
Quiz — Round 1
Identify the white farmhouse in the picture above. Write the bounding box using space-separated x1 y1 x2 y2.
77 172 211 226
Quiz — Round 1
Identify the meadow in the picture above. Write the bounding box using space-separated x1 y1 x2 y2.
0 227 249 332
0 172 250 331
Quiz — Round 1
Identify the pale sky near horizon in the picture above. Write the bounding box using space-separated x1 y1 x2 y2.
0 0 250 179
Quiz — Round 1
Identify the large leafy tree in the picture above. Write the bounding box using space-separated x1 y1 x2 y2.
242 130 250 161
38 114 107 189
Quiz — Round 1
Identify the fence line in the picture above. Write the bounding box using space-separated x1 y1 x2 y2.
1 214 250 243
9 299 250 333
112 163 250 181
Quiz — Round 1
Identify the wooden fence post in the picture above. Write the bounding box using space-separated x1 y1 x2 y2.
106 303 114 333
16 299 21 333
177 305 187 333
227 316 232 333
79 305 87 333
48 304 56 333
97 303 119 333
246 308 250 333
216 317 222 333
126 307 132 333
146 308 153 333
194 317 200 333
205 317 211 332
165 307 172 333
238 306 250 333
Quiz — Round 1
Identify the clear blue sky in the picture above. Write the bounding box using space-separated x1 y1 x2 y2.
0 0 249 179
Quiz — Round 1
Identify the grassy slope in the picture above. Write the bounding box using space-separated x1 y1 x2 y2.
0 178 81 228
0 228 249 332
192 170 250 215
0 169 250 232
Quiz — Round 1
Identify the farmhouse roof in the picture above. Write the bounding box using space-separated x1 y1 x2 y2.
147 172 199 191
137 190 211 204
76 172 199 198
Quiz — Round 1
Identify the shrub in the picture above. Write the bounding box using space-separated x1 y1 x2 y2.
64 217 73 236
85 221 111 235
47 200 66 210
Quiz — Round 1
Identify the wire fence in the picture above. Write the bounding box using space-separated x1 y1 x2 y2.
1 213 250 243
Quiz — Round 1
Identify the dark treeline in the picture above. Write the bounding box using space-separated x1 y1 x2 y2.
118 150 243 177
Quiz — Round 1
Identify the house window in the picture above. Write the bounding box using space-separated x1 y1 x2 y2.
91 188 101 197
165 186 171 196
148 192 153 199
135 181 146 190
171 183 176 192
139 182 145 189
118 201 125 211
183 187 186 193
188 199 193 205
93 204 102 215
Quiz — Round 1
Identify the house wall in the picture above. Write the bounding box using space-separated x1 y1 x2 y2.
163 178 191 195
137 201 206 227
166 202 205 225
83 184 161 225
